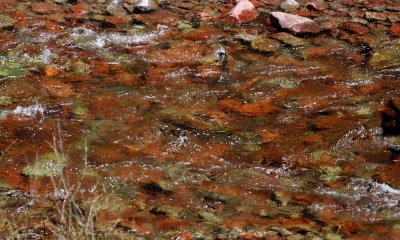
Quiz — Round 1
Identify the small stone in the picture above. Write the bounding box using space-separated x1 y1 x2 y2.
31 2 61 14
269 11 321 36
271 32 310 47
365 11 387 21
123 3 135 13
198 211 222 224
135 0 158 12
71 60 89 74
279 0 300 12
341 22 369 34
250 38 281 53
0 15 16 29
106 0 127 16
306 2 326 11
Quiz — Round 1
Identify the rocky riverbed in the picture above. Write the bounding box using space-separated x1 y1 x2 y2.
0 0 399 239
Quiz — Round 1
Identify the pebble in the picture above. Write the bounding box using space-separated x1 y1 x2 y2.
365 11 387 21
279 0 300 12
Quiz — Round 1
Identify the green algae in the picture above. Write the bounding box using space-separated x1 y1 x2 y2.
22 152 67 177
0 62 28 80
319 166 342 182
0 96 12 106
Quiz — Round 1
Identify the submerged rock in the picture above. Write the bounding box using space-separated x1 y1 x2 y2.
0 15 16 29
271 32 310 47
250 38 281 53
234 34 281 53
319 166 342 182
160 107 224 132
365 11 387 21
269 12 321 36
31 2 61 14
369 41 400 69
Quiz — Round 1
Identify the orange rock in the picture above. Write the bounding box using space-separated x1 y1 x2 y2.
39 77 75 98
31 2 61 14
179 232 193 240
258 130 280 142
220 98 277 116
302 47 330 59
64 74 94 83
314 115 347 130
302 133 323 144
40 66 61 77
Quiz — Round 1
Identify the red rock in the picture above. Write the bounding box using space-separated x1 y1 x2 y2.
341 22 370 35
390 23 400 36
269 12 321 35
31 2 61 14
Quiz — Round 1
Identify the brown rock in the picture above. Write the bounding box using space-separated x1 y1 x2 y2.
341 22 369 35
269 11 321 36
31 3 61 14
306 2 327 11
365 11 387 21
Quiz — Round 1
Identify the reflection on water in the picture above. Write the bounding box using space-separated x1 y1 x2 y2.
0 0 400 238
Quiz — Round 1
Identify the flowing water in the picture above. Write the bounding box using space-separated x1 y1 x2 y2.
0 0 399 239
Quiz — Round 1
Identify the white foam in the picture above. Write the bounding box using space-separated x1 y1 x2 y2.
0 103 45 119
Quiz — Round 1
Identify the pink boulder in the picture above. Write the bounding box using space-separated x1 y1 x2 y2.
269 12 321 36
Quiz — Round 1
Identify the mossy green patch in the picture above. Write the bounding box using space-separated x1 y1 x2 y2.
319 166 342 182
355 106 374 117
0 62 28 80
0 96 12 106
22 152 67 177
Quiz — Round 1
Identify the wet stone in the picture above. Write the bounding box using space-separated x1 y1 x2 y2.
31 2 61 14
269 12 321 36
365 11 387 21
0 15 16 29
341 22 369 35
250 38 281 53
271 32 310 47
369 41 400 69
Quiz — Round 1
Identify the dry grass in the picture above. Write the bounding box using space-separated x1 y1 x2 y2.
0 122 135 239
